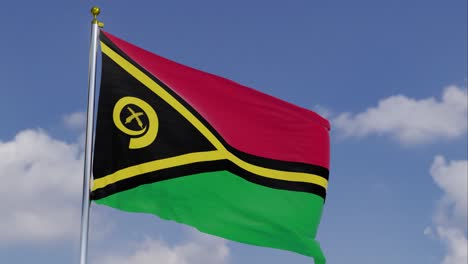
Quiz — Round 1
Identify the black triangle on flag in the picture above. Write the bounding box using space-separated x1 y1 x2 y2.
92 53 219 199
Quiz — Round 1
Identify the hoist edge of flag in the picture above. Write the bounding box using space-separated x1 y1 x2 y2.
100 30 330 169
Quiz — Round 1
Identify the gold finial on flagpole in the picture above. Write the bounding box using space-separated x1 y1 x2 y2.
91 6 104 28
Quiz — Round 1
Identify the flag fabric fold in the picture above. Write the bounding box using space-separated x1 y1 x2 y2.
92 30 330 264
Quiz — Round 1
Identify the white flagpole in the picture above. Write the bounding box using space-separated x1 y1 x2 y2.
79 6 102 264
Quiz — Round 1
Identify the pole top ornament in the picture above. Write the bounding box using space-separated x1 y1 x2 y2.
91 6 100 16
91 6 104 28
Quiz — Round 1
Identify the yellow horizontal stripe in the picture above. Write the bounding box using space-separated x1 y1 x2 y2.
97 42 328 191
92 149 327 191
93 150 225 191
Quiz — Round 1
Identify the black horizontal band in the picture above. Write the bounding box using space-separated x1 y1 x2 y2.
91 159 326 201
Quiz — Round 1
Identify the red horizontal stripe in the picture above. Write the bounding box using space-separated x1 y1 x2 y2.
102 31 330 168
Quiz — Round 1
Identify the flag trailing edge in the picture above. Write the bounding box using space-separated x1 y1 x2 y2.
92 30 330 263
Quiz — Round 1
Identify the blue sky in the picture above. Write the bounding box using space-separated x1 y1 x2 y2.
0 1 466 264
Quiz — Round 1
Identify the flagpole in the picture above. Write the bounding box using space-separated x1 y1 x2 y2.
79 6 102 264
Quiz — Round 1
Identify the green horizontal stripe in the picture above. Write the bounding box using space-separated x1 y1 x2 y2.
94 170 326 263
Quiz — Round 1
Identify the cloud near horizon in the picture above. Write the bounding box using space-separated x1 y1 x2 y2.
94 231 229 264
429 156 468 264
333 85 467 144
63 111 87 131
0 129 83 242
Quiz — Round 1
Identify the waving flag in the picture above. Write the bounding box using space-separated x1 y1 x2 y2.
92 30 330 263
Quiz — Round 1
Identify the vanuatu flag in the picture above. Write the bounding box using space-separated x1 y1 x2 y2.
92 30 330 263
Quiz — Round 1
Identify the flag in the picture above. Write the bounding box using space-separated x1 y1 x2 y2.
92 30 330 263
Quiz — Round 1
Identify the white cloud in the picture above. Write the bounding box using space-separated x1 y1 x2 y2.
0 129 83 242
63 111 87 150
63 111 86 131
429 156 468 264
334 85 467 144
94 232 229 264
435 226 468 264
431 156 468 223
